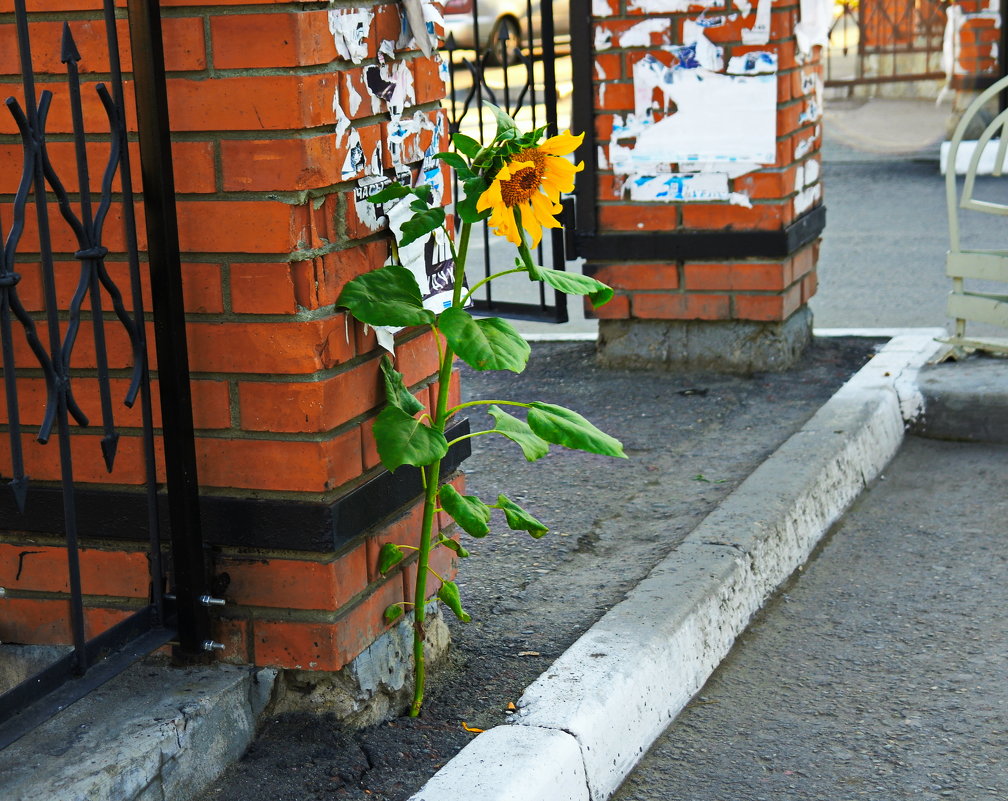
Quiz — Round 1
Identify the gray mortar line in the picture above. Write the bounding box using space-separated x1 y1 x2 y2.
408 331 949 801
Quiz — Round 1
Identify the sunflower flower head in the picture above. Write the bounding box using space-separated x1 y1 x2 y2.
477 131 584 248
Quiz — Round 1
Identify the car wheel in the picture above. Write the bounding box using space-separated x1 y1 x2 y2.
485 16 523 67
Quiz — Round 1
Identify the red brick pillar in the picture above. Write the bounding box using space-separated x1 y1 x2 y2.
575 0 824 371
0 2 461 679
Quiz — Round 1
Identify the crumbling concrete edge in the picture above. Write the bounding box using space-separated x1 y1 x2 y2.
406 331 947 801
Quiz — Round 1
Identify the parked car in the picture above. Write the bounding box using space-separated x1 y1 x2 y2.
441 0 570 62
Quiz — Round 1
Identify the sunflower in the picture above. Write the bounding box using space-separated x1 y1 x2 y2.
476 131 584 248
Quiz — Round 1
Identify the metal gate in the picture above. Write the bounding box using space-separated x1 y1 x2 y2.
826 0 948 90
0 0 212 748
440 0 573 322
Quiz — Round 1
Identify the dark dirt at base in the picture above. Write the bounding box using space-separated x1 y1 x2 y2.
196 336 879 801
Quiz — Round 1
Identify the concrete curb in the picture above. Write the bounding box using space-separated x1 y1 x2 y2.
0 663 276 801
408 331 948 801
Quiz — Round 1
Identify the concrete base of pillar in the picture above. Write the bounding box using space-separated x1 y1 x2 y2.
597 307 813 373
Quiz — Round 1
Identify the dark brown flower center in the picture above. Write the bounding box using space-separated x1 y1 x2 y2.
499 148 547 207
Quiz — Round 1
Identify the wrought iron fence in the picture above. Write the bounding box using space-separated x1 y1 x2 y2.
0 0 211 748
439 0 571 322
826 0 947 90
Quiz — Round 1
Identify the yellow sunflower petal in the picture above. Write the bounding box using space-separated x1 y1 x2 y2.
519 200 544 248
488 205 521 245
537 131 584 157
528 191 563 230
477 179 503 212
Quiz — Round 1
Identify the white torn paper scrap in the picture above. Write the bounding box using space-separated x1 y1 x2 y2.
328 8 373 64
628 0 725 12
595 27 613 50
795 0 834 55
593 0 615 15
727 50 776 74
680 20 723 71
741 0 772 44
620 18 672 48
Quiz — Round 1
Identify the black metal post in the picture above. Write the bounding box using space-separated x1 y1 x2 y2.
124 0 210 657
569 0 596 240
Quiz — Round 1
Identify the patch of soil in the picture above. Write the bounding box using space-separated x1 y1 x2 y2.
196 337 878 801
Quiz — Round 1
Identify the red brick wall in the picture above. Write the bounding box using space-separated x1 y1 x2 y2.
950 2 1001 78
584 0 822 328
0 1 459 672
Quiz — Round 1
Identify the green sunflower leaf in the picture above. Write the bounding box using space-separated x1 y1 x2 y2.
487 102 519 140
439 537 470 558
399 206 446 248
438 483 491 538
336 264 434 327
378 542 406 574
457 176 490 224
367 183 412 204
439 307 530 373
434 151 469 171
437 580 472 622
527 402 627 459
383 604 405 624
452 133 482 159
373 405 449 471
379 355 424 416
496 494 548 539
537 268 614 308
487 404 549 462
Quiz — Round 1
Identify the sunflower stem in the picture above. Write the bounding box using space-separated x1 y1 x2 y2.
409 221 471 718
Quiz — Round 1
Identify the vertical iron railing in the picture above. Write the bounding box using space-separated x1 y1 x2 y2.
0 0 210 748
440 0 570 322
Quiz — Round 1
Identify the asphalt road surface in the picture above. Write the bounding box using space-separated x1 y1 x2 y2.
612 436 1008 801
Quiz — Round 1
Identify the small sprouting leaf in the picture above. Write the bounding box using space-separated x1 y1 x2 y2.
457 176 490 224
379 355 424 416
434 151 469 171
527 402 627 459
378 542 406 574
384 604 405 624
496 494 548 539
367 183 412 204
439 537 470 558
487 405 549 462
439 483 491 537
336 264 435 327
437 580 472 622
452 132 482 159
399 206 446 248
487 102 519 140
439 307 530 373
373 405 449 471
538 268 614 308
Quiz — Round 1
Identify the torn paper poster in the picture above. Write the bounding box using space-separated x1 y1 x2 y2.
595 27 613 50
615 61 777 169
795 0 834 55
679 20 723 71
328 8 373 64
742 0 772 44
387 109 443 173
384 151 461 313
593 0 616 15
628 0 725 12
625 172 730 201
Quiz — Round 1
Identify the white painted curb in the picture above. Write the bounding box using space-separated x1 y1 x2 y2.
407 332 947 801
